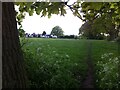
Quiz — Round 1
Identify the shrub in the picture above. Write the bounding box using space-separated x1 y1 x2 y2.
96 53 120 88
22 44 80 88
59 35 75 39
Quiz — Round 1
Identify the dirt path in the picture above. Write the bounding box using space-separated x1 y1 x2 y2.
82 41 94 88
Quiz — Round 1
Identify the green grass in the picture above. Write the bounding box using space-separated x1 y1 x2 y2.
21 38 119 88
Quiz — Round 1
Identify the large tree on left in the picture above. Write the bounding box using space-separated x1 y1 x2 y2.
2 2 28 88
2 1 68 88
2 1 67 88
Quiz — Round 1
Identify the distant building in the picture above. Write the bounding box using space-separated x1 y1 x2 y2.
25 33 57 38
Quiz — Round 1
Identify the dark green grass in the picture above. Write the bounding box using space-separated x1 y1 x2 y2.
21 38 118 88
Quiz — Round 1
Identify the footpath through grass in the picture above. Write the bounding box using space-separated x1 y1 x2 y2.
21 38 119 88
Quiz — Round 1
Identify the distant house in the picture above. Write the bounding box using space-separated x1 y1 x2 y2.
25 33 57 38
41 34 57 38
37 34 42 38
25 33 29 37
51 35 57 38
46 35 52 38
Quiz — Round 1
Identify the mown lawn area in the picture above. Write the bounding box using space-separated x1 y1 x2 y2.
21 38 119 88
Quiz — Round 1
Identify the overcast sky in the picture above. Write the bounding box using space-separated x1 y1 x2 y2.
15 3 83 35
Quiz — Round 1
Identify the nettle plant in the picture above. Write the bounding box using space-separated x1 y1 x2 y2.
96 53 120 88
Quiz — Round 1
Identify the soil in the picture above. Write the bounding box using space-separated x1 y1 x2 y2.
82 41 94 88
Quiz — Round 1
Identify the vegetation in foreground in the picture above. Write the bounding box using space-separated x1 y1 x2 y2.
21 38 119 88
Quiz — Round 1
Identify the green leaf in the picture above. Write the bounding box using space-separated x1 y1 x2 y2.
29 9 34 16
90 3 103 10
42 9 47 17
48 13 51 18
35 8 41 15
110 3 115 9
60 8 66 16
54 8 59 14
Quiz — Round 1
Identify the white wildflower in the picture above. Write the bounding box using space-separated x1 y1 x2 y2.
41 53 43 56
75 63 78 66
109 58 112 61
53 51 56 53
66 55 69 58
116 73 119 77
55 53 59 56
114 57 118 61
101 56 104 59
108 53 113 55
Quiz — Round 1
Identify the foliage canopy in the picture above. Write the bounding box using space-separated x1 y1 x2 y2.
51 26 64 36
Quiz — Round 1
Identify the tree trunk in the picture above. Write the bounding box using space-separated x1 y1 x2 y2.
2 2 28 88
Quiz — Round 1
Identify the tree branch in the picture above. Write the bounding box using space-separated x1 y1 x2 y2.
65 3 84 20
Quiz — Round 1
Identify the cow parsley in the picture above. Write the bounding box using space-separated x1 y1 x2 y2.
96 53 119 88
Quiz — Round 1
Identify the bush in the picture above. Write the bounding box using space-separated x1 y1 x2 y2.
96 53 120 88
59 35 76 39
22 44 80 88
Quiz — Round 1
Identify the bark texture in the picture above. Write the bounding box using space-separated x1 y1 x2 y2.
2 2 28 88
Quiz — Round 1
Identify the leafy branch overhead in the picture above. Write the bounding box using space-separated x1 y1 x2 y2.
15 1 120 24
15 2 66 18
15 1 84 26
81 2 120 24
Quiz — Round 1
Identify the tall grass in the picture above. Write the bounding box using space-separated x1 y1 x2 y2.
21 38 88 88
21 38 119 88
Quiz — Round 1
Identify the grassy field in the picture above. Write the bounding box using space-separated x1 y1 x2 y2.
21 38 119 88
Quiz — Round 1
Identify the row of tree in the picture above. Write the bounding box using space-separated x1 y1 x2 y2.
19 25 64 37
25 26 78 39
41 26 64 37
